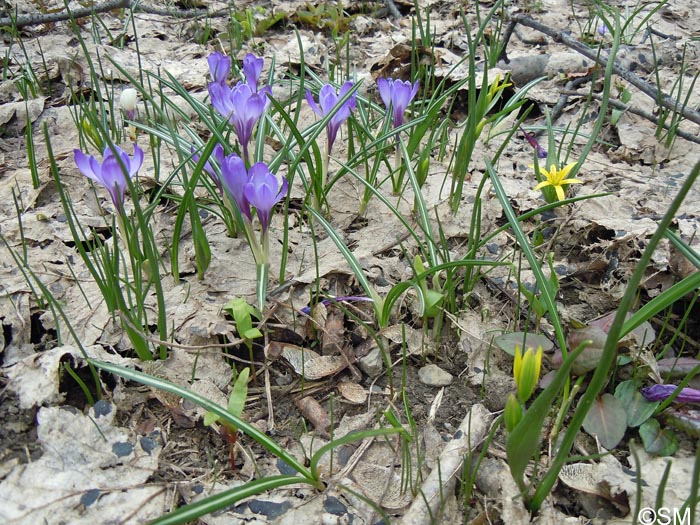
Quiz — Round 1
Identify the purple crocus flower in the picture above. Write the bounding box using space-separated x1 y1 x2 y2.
208 82 271 160
520 127 548 159
641 384 700 404
305 81 357 153
220 152 252 220
243 163 288 233
208 52 231 85
191 143 225 195
377 77 419 128
74 144 143 212
242 53 264 92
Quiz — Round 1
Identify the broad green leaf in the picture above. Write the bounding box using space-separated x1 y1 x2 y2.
582 394 627 449
228 367 250 418
243 327 263 340
639 418 679 456
614 380 658 427
495 332 553 357
203 411 219 426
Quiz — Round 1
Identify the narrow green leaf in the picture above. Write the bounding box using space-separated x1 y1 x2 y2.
149 475 306 525
89 360 314 481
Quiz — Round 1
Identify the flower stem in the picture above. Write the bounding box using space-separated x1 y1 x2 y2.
391 142 402 194
315 149 330 215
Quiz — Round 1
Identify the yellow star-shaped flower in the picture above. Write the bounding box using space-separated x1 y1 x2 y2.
533 162 583 201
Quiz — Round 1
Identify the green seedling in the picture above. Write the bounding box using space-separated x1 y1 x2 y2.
412 255 444 319
204 367 251 469
610 81 632 126
223 297 263 365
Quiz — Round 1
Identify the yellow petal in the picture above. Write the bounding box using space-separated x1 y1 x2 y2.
560 178 583 186
534 180 551 191
514 345 523 381
559 162 578 178
555 185 566 201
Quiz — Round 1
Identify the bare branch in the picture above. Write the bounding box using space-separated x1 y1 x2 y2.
508 13 700 127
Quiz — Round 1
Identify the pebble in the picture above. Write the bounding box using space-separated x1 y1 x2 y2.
358 347 384 377
418 364 453 387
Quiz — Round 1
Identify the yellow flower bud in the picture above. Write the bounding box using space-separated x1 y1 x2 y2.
514 345 543 402
504 393 523 433
80 116 103 151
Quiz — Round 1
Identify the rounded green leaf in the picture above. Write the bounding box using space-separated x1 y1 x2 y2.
582 394 628 449
639 418 678 456
494 332 553 357
614 380 659 427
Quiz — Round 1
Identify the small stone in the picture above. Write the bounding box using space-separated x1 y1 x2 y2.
418 364 453 387
80 489 100 507
112 441 133 457
324 495 347 515
358 347 384 377
92 400 112 417
248 499 292 519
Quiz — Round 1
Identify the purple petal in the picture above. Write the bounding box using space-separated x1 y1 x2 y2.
389 79 418 128
338 81 356 111
244 163 287 232
318 84 339 114
208 52 231 84
74 149 101 185
100 154 128 209
242 53 264 92
208 82 235 121
410 80 420 101
220 153 251 219
229 83 268 149
192 145 223 193
129 144 144 177
641 384 700 403
377 77 392 109
306 89 322 116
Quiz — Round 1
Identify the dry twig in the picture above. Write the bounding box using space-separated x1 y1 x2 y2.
0 0 226 29
508 13 700 127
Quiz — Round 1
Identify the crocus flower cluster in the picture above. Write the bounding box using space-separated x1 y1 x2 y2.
74 144 144 213
377 77 419 129
218 150 288 310
207 52 271 163
219 151 288 260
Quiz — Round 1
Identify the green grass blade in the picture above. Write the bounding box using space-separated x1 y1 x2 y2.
150 475 306 525
89 360 315 482
486 160 567 353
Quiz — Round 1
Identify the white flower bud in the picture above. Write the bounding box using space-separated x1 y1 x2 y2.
120 88 138 119
120 88 137 111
